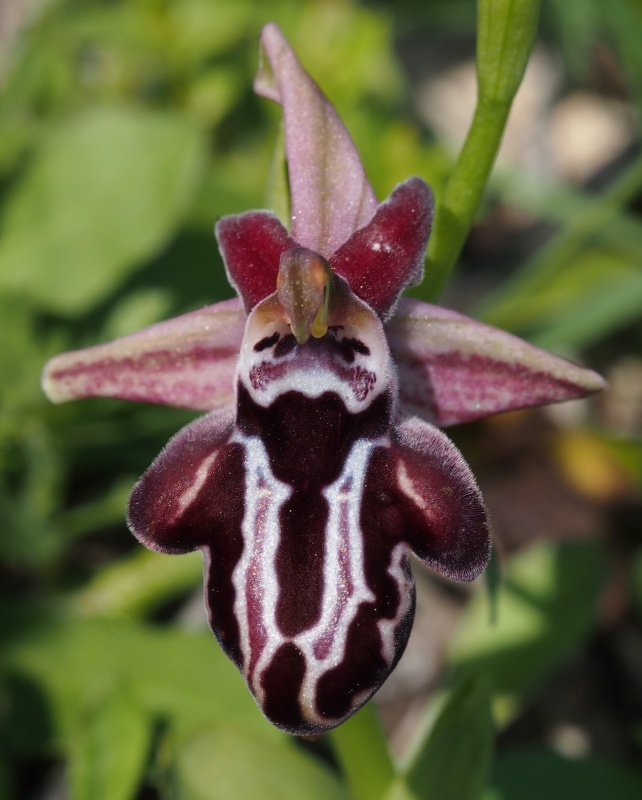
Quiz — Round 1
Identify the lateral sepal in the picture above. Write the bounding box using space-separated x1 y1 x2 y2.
387 299 607 426
42 299 245 411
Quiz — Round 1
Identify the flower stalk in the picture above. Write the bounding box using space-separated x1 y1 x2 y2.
425 0 542 300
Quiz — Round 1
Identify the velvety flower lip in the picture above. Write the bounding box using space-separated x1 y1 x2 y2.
42 23 606 736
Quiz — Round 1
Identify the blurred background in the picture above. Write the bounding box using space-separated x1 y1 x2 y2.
0 0 641 798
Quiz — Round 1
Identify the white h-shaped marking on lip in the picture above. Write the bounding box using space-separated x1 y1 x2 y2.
232 430 396 726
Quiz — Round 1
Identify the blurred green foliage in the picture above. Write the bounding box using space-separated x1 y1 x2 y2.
1 0 642 798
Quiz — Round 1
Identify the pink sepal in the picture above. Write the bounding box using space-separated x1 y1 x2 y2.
42 298 246 411
387 299 607 427
254 23 378 258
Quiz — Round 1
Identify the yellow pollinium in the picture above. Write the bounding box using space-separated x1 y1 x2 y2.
277 248 333 344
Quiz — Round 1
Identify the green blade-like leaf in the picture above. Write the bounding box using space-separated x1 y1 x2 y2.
328 702 396 800
172 728 349 800
391 677 493 800
68 685 150 800
0 107 205 315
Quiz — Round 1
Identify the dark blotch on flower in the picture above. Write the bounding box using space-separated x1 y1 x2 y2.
254 332 281 352
274 333 297 358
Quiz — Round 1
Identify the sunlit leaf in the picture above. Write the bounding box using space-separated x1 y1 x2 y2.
68 685 150 800
1 617 279 746
0 107 205 314
172 727 348 800
450 543 605 696
68 550 202 620
328 703 396 800
392 677 493 800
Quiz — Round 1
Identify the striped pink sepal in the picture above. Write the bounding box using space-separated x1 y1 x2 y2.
41 299 245 411
254 23 378 258
388 299 607 427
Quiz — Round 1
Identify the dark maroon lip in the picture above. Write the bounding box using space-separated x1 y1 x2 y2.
235 386 393 487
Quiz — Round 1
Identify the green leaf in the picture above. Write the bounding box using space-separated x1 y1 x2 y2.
67 550 202 620
477 0 541 103
0 107 206 315
328 703 396 800
185 68 243 127
1 617 279 748
483 247 642 351
393 677 493 800
166 0 253 65
68 684 150 800
450 543 605 697
487 750 642 799
172 727 349 800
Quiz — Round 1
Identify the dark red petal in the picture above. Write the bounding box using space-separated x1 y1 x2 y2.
330 177 433 319
215 211 297 311
363 416 490 582
127 409 241 554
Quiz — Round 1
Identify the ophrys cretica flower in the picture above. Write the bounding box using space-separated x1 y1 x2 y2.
43 23 605 735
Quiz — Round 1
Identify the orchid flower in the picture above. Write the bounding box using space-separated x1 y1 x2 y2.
42 24 605 736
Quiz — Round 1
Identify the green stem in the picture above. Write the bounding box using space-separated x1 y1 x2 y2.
425 98 510 299
424 0 541 300
327 703 396 800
